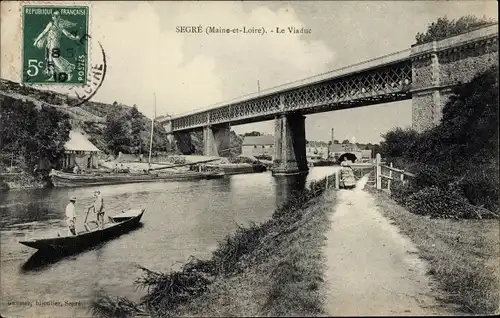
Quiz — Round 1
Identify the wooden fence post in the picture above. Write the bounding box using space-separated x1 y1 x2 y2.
388 162 393 191
375 153 381 190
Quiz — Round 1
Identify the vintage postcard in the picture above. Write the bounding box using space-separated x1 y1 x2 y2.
1 1 498 317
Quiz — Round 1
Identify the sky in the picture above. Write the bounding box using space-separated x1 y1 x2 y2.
1 1 498 143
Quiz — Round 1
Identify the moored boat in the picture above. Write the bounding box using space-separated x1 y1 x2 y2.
204 162 267 175
19 208 145 252
49 169 224 188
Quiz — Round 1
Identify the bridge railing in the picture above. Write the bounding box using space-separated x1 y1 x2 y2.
166 48 412 120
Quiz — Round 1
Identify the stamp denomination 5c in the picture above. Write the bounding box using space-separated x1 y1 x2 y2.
22 6 89 85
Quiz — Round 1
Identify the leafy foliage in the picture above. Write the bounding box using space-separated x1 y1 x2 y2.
415 15 497 45
383 65 499 217
128 105 145 154
0 95 71 173
243 131 261 136
380 127 419 160
405 187 477 219
103 112 131 156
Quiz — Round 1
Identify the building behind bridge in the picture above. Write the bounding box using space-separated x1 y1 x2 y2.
242 135 372 162
241 135 274 157
329 144 372 163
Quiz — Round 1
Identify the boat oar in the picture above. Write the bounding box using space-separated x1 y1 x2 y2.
84 206 93 232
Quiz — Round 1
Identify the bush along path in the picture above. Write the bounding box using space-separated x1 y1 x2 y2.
323 176 458 316
91 173 338 317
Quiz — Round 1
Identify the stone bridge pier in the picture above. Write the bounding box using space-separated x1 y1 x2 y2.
272 113 308 175
203 123 231 157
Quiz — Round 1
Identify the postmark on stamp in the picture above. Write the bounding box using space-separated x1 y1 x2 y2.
22 6 89 85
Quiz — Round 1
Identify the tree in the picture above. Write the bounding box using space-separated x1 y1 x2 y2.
415 15 497 45
104 113 131 156
0 96 71 172
341 139 350 144
380 127 419 159
243 131 261 136
433 64 498 170
334 139 339 144
128 105 144 154
28 106 71 169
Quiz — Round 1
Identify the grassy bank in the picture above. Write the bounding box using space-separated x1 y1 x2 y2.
92 174 337 317
0 172 48 191
367 187 500 314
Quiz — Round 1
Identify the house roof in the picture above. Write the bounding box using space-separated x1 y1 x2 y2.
242 135 274 146
64 130 101 152
330 143 362 152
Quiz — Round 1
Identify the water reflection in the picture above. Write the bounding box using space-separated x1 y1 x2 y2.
0 168 339 317
274 172 308 206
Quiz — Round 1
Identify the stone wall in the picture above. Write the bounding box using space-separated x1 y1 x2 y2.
439 40 498 86
411 25 498 132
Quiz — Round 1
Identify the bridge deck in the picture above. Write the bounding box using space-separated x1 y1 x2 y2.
161 24 498 133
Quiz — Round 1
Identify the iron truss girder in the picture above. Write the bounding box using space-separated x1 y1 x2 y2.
170 61 412 131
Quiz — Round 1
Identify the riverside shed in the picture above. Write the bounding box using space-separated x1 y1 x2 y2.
61 131 101 169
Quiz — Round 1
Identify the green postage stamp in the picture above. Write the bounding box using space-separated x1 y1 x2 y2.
22 6 89 85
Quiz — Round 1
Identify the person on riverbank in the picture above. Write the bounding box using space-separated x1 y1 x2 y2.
88 190 105 229
340 161 356 189
66 196 77 235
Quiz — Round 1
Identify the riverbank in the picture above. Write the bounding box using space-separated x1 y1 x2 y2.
0 172 48 191
175 188 333 316
366 187 500 315
92 174 337 317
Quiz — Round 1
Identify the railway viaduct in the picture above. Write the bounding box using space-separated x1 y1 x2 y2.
158 25 498 175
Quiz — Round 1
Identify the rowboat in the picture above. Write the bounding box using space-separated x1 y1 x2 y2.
49 169 224 188
19 208 145 251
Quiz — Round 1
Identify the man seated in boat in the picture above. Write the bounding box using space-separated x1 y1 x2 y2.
66 196 77 235
88 190 105 229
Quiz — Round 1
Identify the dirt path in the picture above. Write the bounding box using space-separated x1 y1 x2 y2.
323 177 451 316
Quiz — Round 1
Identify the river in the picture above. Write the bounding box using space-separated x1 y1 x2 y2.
0 167 339 317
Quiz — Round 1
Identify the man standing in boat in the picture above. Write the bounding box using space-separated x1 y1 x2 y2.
89 190 105 229
66 196 77 235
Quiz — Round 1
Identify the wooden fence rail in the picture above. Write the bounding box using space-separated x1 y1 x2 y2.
374 153 415 191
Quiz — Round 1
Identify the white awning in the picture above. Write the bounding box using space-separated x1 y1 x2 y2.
64 130 101 153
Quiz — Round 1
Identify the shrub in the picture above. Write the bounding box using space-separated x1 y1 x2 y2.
413 165 454 191
415 16 497 45
456 164 499 212
389 180 418 205
405 186 480 219
211 223 266 275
